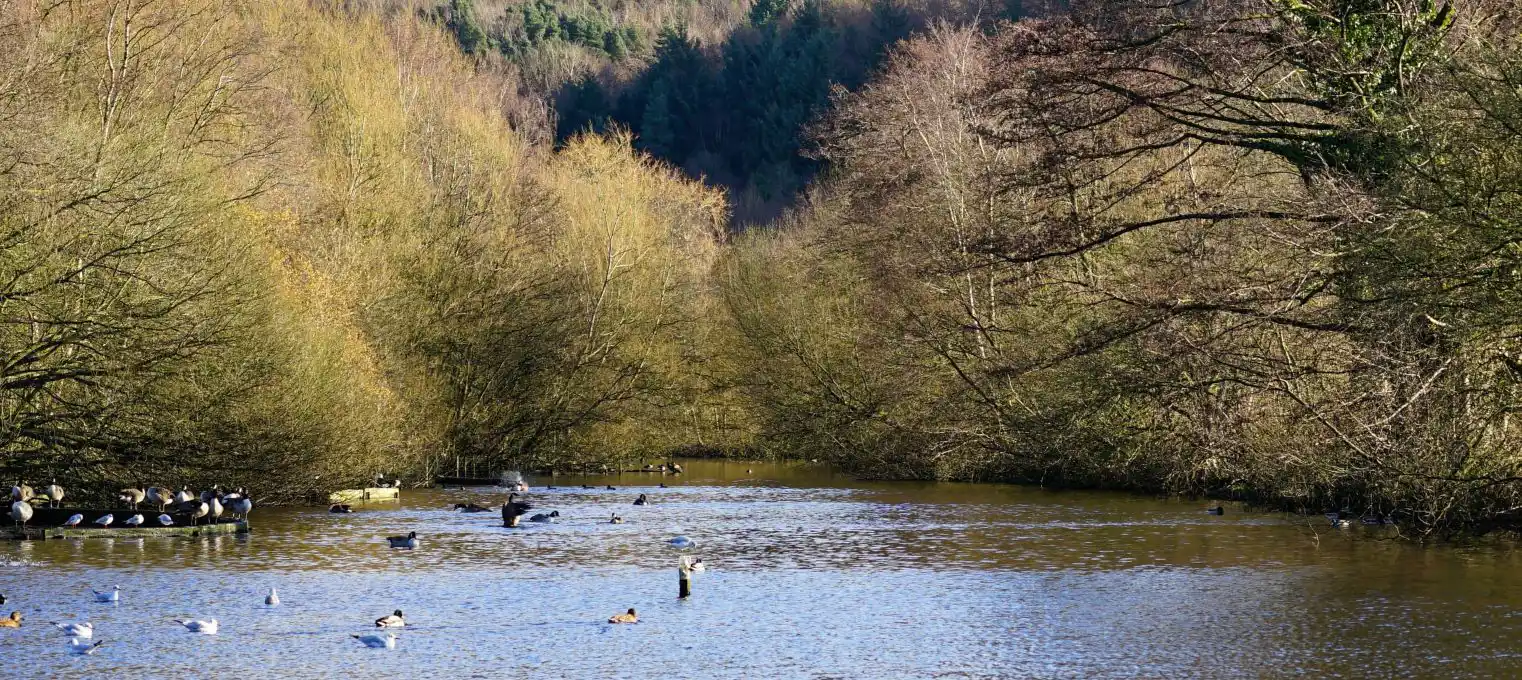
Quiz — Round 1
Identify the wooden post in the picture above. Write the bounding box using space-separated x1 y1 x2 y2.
678 555 694 599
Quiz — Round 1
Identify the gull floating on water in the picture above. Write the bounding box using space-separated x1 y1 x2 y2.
91 586 120 603
352 632 397 648
68 637 104 655
63 514 83 527
375 609 405 627
175 618 218 634
265 588 280 606
53 621 93 637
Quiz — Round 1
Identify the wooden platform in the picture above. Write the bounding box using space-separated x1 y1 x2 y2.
2 520 247 541
329 487 400 503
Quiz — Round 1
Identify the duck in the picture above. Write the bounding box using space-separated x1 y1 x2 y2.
175 618 218 634
68 638 104 655
53 621 93 638
265 588 280 606
123 514 144 527
607 608 638 624
93 513 114 528
119 487 146 509
1205 506 1224 515
528 510 560 523
501 493 534 528
63 513 83 527
329 504 353 513
158 514 174 526
375 609 405 627
0 611 19 628
92 586 120 603
352 632 397 649
668 536 695 549
689 558 706 573
633 494 648 506
9 500 32 530
229 496 253 521
453 503 492 513
145 486 172 512
45 480 64 508
386 531 419 549
609 513 623 524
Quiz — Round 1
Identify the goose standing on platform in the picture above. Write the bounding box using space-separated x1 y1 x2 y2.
174 486 194 505
375 609 405 627
208 495 224 523
386 531 419 549
146 486 171 512
45 480 64 508
68 638 104 655
352 632 397 649
175 618 218 634
119 487 145 509
93 513 113 528
10 500 32 530
91 586 120 603
185 501 209 526
230 495 253 521
200 485 222 504
123 514 144 527
158 514 174 526
501 493 533 528
64 513 83 528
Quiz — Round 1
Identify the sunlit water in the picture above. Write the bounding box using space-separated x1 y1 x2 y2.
4 460 1522 677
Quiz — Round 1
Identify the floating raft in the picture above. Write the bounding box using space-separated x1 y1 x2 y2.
3 506 247 541
328 487 400 503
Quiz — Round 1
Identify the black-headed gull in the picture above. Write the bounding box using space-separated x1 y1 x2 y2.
91 586 120 603
123 514 144 527
92 513 113 528
174 618 218 634
68 637 104 655
53 621 92 637
63 514 83 527
352 632 397 648
265 587 279 606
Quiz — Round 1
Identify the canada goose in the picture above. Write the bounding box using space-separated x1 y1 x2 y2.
174 486 194 504
145 486 172 512
633 494 648 506
68 638 104 654
92 586 120 602
229 496 253 521
352 632 397 648
1205 506 1224 515
45 480 64 508
0 594 5 604
1332 517 1352 528
10 500 33 529
329 504 353 513
606 485 617 491
123 514 144 527
175 618 218 634
119 487 146 509
63 513 83 527
529 510 560 523
581 484 594 489
200 485 222 504
375 609 405 627
659 483 668 488
608 608 638 624
609 513 623 524
501 493 533 528
158 514 174 526
453 503 492 513
265 588 280 606
208 496 223 523
93 514 114 528
187 501 209 526
53 621 92 637
670 463 683 474
386 531 419 549
0 611 19 628
11 482 33 503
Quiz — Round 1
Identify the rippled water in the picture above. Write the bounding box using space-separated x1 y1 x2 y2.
4 460 1522 677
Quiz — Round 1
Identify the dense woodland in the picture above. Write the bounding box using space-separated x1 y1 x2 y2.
5 0 1522 537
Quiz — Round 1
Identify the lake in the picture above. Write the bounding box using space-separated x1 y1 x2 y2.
3 459 1522 677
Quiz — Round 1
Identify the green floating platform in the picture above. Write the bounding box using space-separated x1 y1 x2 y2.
328 487 400 504
1 520 248 541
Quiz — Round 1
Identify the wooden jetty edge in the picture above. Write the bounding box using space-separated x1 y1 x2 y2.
329 487 400 503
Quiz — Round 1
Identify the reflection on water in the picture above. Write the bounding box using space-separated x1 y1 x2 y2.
3 460 1522 677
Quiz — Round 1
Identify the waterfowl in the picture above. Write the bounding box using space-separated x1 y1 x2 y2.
1205 506 1224 515
453 503 492 513
352 632 397 649
606 485 617 491
10 500 32 529
689 558 706 573
609 513 623 524
63 513 83 528
187 501 209 526
53 621 93 637
229 496 253 521
158 514 174 526
375 609 405 627
208 496 224 523
11 482 33 503
93 513 114 528
91 586 120 602
0 612 19 628
45 480 64 508
528 510 560 523
670 463 683 474
501 493 534 528
581 485 594 489
633 494 648 506
123 514 144 527
175 618 218 634
200 485 222 504
68 638 104 655
668 536 695 549
608 608 638 624
329 504 353 513
265 588 279 606
386 531 419 549
145 486 172 512
119 487 146 509
174 486 194 505
658 483 668 488
0 594 6 605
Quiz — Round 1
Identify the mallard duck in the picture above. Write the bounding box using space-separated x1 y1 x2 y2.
501 493 533 528
175 618 218 634
53 621 93 637
63 513 83 528
607 608 638 624
9 500 32 529
45 480 64 508
633 494 648 506
353 632 397 648
68 638 104 654
0 611 19 628
93 513 113 528
528 510 560 523
386 531 419 549
157 514 174 526
119 487 145 509
329 504 353 513
609 513 623 524
453 503 492 513
1205 506 1224 515
265 588 279 606
123 514 144 527
91 586 120 602
375 609 405 627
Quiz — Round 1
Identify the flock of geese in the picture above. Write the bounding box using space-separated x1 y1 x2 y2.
8 482 255 533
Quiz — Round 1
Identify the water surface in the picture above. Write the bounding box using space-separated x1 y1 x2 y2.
3 460 1522 677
